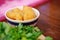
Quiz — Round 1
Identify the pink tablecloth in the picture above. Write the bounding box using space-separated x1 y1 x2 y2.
0 0 48 21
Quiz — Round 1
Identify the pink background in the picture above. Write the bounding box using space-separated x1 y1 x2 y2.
0 0 48 21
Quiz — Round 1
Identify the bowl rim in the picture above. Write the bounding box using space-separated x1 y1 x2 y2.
5 6 40 23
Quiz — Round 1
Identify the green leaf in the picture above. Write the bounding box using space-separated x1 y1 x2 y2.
2 22 11 34
34 27 40 32
45 36 53 40
0 22 3 27
17 23 23 30
21 37 28 40
26 33 33 38
0 22 5 33
0 22 43 40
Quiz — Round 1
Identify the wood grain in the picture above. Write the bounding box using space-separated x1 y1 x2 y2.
36 0 60 40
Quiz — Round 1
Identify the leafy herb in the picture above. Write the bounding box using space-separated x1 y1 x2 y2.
0 22 42 40
0 22 53 40
45 36 53 40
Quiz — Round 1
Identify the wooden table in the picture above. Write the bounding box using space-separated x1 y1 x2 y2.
35 0 60 40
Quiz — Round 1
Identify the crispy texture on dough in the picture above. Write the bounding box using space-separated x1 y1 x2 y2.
23 6 36 20
6 6 36 21
6 8 23 20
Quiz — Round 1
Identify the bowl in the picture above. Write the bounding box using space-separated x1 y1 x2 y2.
5 6 40 25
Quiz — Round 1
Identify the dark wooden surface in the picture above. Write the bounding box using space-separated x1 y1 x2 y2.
36 0 60 40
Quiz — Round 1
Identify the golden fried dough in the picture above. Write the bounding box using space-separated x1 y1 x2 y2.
6 8 23 20
23 6 36 20
13 8 23 20
12 8 20 13
15 12 23 20
6 6 36 21
6 10 16 20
